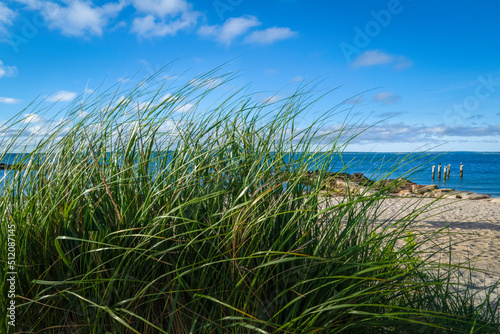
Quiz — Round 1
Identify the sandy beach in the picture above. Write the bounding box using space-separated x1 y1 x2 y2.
362 197 500 301
318 195 500 303
377 198 500 266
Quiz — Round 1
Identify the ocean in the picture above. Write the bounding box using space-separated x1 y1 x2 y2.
326 151 500 197
1 151 499 197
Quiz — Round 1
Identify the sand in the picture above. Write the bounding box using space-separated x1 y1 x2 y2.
321 196 500 302
380 197 500 303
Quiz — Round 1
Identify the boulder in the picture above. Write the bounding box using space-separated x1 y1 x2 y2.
355 187 376 196
351 173 373 185
397 189 413 197
413 184 438 194
411 184 425 192
429 188 455 198
442 191 491 200
374 178 415 193
335 179 349 189
460 192 491 200
442 191 465 199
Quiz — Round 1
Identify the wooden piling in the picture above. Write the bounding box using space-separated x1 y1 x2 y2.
460 163 463 178
443 166 447 180
432 165 435 179
447 164 451 178
438 163 442 179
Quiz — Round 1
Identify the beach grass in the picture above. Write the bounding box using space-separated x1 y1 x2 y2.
1 69 499 333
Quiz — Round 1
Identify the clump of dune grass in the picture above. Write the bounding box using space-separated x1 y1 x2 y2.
1 68 499 333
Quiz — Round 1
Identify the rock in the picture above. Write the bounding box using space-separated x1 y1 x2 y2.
429 188 455 198
443 191 491 200
351 173 373 185
413 184 439 194
374 179 415 193
443 191 465 199
335 179 349 189
397 189 413 197
411 184 425 192
318 190 334 197
460 192 491 200
303 170 494 200
352 187 376 196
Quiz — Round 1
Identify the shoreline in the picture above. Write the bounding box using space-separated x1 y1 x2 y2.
319 196 500 303
305 170 500 200
376 197 500 302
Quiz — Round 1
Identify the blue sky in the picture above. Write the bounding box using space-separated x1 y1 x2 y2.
1 0 500 152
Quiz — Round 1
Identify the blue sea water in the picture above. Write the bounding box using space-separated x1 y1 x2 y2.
1 152 499 197
326 152 500 198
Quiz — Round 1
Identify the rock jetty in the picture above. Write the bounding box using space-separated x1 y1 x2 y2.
302 170 494 201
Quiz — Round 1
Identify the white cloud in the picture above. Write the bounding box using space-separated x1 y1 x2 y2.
27 118 70 135
393 57 414 70
197 24 216 37
353 50 413 69
174 103 194 113
260 95 281 103
116 96 128 104
291 76 304 83
344 96 364 105
197 15 261 45
13 0 124 37
189 77 222 88
373 92 401 105
158 119 179 133
6 1 293 46
11 0 199 39
244 27 297 45
78 111 89 118
160 93 173 102
130 0 199 38
353 50 393 67
130 0 187 17
22 113 45 124
131 11 198 38
351 123 500 144
319 122 500 148
0 97 21 104
47 90 77 102
136 101 150 110
0 60 18 78
377 111 404 118
0 3 16 36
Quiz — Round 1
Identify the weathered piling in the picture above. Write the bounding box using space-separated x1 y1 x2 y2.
432 165 435 179
460 162 463 178
447 164 451 178
443 166 447 180
438 163 442 179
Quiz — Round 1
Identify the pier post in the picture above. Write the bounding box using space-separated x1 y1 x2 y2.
432 165 435 179
443 166 447 180
438 163 442 179
460 163 463 178
447 164 451 178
